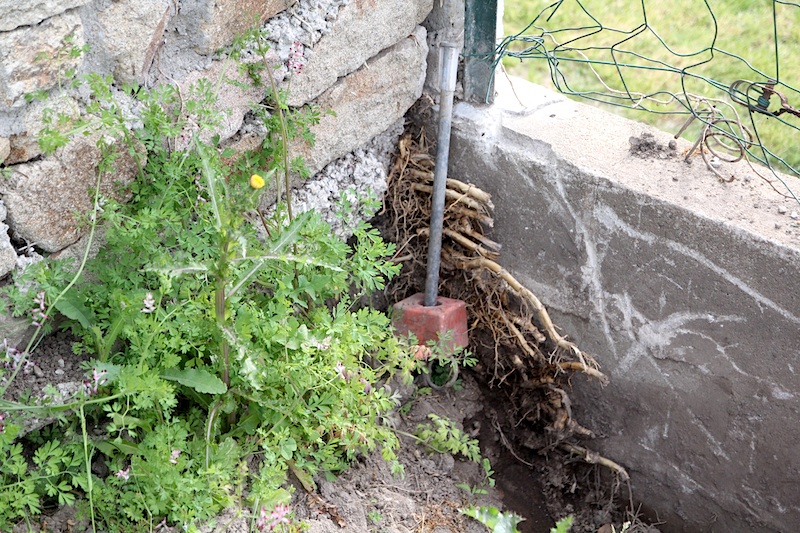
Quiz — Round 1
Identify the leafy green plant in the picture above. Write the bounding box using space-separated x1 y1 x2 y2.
413 414 481 462
460 505 525 533
408 331 477 390
455 482 488 496
0 423 85 530
0 26 409 532
550 515 574 533
461 508 573 533
410 413 495 491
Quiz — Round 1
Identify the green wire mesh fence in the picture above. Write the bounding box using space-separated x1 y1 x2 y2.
495 0 800 205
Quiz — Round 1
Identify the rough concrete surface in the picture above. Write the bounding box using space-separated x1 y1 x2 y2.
4 95 80 165
0 135 9 161
195 0 293 55
295 26 427 176
0 200 18 277
175 57 268 148
262 0 349 61
0 0 91 31
0 9 85 107
288 118 403 238
90 0 171 85
448 76 800 533
286 0 433 106
1 134 143 252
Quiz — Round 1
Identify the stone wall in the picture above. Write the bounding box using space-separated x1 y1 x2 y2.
0 0 434 280
450 77 800 533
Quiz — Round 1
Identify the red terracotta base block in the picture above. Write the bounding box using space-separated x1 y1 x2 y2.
391 293 468 355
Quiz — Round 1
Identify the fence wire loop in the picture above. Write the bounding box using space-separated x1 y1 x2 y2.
497 0 800 206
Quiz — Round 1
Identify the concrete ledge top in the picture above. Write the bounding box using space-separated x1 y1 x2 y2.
466 76 800 254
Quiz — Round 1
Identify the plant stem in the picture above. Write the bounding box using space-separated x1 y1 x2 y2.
80 405 97 533
215 235 235 427
262 52 293 222
206 399 224 469
0 392 127 414
216 273 230 390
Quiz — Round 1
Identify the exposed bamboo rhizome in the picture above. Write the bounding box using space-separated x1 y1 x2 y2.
381 117 635 505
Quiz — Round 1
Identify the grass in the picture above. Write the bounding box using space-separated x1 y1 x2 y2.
501 0 800 180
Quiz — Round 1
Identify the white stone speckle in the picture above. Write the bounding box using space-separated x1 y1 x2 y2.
287 119 403 238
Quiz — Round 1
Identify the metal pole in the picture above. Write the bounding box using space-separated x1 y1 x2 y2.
424 43 460 307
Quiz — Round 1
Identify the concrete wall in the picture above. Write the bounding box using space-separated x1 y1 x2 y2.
449 77 800 533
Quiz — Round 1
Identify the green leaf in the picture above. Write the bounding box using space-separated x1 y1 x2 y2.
279 436 297 460
550 516 573 533
93 438 141 457
287 459 315 492
161 368 227 394
93 361 123 385
229 253 343 299
198 145 222 231
53 296 92 329
269 210 312 254
460 505 524 533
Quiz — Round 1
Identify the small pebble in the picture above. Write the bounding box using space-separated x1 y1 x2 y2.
775 223 782 229
778 206 787 214
791 211 799 220
33 365 44 378
668 139 677 150
54 368 64 376
57 358 65 368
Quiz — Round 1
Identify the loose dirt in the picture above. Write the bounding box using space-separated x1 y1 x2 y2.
9 331 647 533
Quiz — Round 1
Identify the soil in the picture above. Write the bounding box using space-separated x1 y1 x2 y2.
2 331 89 402
7 330 653 533
1 330 90 435
628 132 678 159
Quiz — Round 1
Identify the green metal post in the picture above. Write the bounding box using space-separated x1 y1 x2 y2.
464 0 498 104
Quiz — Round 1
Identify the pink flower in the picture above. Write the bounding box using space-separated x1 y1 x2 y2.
31 291 48 327
141 292 156 313
83 367 107 396
288 41 306 75
335 361 351 381
115 466 130 480
256 504 291 531
1 339 26 371
170 449 181 464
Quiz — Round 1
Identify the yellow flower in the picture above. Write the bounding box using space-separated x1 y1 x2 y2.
250 174 265 189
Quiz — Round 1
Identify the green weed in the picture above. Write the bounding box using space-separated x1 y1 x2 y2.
0 27 409 532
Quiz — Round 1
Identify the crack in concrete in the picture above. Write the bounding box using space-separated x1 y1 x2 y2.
596 204 800 325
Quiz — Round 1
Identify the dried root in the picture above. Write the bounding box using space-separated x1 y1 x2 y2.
383 123 616 478
559 442 630 482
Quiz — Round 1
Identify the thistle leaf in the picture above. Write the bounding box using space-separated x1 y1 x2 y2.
161 368 227 394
